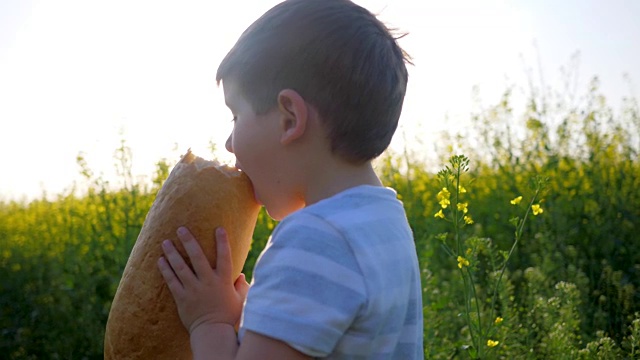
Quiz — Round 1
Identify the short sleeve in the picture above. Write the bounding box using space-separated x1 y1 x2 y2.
239 213 368 357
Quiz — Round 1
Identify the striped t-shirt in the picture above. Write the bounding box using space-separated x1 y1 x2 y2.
238 185 423 359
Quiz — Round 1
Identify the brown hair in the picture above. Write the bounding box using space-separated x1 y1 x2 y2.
217 0 410 164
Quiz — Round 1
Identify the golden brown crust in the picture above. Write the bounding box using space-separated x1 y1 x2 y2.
104 150 260 359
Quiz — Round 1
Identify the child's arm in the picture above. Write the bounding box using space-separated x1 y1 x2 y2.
158 227 311 360
191 323 312 359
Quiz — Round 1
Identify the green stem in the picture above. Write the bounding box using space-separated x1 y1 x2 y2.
454 166 461 256
453 159 484 357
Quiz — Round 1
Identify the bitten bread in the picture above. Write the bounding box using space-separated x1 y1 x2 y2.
104 150 260 359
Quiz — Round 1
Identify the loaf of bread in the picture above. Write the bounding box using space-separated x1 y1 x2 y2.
104 149 260 359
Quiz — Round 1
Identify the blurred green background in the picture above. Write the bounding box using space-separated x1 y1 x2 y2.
1 76 639 359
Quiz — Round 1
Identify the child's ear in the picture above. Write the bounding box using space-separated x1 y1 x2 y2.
277 89 307 145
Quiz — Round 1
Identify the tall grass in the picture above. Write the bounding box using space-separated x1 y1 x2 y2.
1 77 638 358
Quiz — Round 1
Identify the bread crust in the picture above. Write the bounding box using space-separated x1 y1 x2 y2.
104 150 260 359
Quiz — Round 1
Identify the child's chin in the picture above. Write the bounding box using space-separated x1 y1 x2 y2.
264 207 284 222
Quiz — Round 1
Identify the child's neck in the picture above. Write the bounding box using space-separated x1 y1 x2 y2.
303 159 381 206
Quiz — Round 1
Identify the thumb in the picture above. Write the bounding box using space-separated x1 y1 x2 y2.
234 273 250 300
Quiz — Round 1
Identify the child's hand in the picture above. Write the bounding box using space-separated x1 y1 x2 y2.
157 227 250 334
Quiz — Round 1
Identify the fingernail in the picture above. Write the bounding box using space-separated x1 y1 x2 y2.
162 240 171 248
216 228 225 236
178 227 188 236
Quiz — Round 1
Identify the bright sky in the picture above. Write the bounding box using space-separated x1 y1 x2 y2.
1 0 638 201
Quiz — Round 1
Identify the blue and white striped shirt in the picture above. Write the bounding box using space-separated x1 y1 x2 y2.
239 185 423 359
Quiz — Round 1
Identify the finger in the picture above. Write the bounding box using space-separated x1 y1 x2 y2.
157 256 185 298
234 273 250 300
162 239 197 284
177 227 212 278
215 227 234 281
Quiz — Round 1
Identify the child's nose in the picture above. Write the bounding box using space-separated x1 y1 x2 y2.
225 134 234 153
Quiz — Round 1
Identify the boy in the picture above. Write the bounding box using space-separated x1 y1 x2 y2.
157 0 423 358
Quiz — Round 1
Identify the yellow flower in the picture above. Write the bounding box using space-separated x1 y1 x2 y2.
457 256 470 269
437 187 450 200
457 202 469 214
487 339 499 348
458 186 467 193
495 316 503 325
466 248 472 255
434 209 445 219
437 188 451 208
532 204 544 215
510 196 523 205
464 215 474 225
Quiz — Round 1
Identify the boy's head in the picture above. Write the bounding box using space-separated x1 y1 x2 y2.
217 0 410 164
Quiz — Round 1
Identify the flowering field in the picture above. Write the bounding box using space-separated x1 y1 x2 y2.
1 79 639 359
